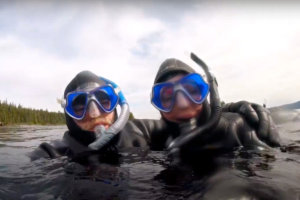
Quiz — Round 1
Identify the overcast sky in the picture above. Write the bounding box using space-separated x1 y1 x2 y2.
0 1 299 119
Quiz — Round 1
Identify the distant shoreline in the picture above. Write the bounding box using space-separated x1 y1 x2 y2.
0 122 66 127
0 100 66 126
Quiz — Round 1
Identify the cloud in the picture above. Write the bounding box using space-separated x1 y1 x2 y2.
0 1 299 119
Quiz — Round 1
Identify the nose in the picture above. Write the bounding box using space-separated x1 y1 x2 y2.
87 101 101 118
174 91 190 109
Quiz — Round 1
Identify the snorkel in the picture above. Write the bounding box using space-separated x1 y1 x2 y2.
167 52 222 152
88 77 130 150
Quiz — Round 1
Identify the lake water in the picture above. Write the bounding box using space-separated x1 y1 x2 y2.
0 122 299 200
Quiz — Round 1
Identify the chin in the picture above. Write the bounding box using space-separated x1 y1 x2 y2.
166 117 193 124
163 111 200 123
174 118 193 123
92 124 111 131
177 114 197 120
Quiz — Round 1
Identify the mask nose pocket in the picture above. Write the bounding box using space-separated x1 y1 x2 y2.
175 91 190 108
87 101 101 118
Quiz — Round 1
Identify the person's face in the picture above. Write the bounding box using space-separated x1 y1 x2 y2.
160 74 204 123
74 103 115 132
72 83 116 132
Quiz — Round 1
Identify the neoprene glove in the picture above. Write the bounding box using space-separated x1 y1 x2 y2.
222 101 281 147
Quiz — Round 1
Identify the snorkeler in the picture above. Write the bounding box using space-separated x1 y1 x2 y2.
123 53 281 163
30 71 147 162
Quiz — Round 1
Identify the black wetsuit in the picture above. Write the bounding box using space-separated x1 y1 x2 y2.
30 104 277 166
123 113 270 154
29 123 149 163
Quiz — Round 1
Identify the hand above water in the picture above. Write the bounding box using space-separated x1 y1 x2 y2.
222 101 281 147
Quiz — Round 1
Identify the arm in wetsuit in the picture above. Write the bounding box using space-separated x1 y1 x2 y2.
178 112 271 162
222 101 281 147
30 120 167 161
119 119 170 150
119 108 275 153
29 137 68 160
202 112 270 150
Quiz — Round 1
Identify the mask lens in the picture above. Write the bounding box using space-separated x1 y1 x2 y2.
181 73 209 103
71 94 87 117
151 82 174 112
160 85 174 109
94 90 111 110
182 81 202 101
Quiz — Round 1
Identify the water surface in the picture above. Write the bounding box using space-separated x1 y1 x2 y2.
0 123 299 200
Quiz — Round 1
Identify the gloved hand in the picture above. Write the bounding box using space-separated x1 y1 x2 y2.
222 101 281 147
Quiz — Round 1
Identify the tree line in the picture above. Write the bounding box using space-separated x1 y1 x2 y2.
0 100 65 125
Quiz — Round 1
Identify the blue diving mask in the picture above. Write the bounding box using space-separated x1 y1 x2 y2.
151 73 210 112
64 85 119 120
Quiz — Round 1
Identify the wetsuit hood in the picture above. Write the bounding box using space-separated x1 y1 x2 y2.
64 70 107 146
154 58 196 84
64 70 105 97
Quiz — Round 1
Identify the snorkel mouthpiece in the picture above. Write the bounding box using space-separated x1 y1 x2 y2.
88 77 130 150
167 53 222 151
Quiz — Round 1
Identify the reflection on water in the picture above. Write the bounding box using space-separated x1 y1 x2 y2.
0 124 300 200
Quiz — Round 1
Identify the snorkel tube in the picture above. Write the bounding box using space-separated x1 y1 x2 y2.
88 77 130 150
167 52 222 151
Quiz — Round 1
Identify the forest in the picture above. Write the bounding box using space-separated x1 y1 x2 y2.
0 100 65 125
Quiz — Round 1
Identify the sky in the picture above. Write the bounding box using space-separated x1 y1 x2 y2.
0 0 300 119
